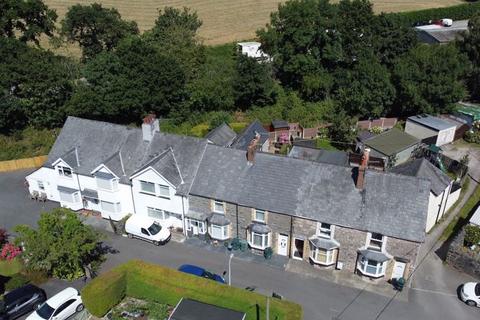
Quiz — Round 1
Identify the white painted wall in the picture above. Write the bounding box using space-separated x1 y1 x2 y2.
435 127 456 146
131 168 184 228
446 187 461 211
426 183 454 232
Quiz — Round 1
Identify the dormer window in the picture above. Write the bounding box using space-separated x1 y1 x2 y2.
57 166 72 178
316 222 334 239
367 233 385 251
95 172 118 191
213 200 225 213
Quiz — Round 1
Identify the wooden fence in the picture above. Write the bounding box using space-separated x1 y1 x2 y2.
0 155 47 172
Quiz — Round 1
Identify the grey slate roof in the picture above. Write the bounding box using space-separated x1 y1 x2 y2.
389 158 451 196
272 120 289 129
288 146 348 166
407 115 456 131
133 149 183 188
58 148 80 168
190 144 430 242
208 213 231 226
45 117 207 195
358 249 390 262
170 298 245 320
249 223 271 234
230 120 269 151
185 210 209 221
204 123 237 147
309 237 340 250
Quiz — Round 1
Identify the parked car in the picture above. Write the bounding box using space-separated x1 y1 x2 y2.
178 264 225 284
460 282 480 307
26 287 83 320
125 215 171 245
0 284 47 320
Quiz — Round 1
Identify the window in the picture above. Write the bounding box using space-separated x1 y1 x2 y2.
141 228 149 236
213 200 224 213
158 184 170 198
309 245 336 265
57 166 72 178
101 201 121 213
368 233 385 251
357 256 386 277
96 177 118 191
53 299 75 316
249 232 270 249
59 191 79 203
209 224 228 240
253 209 266 222
147 207 173 221
37 181 45 191
317 222 334 239
140 180 155 194
186 219 206 234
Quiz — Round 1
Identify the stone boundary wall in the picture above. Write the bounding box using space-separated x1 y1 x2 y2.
446 228 480 279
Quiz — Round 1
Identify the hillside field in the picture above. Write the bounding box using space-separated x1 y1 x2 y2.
44 0 464 45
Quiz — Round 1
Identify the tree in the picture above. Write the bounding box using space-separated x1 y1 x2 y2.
458 14 480 101
0 0 57 44
66 36 186 124
14 208 104 280
327 110 357 150
334 57 395 118
61 3 138 61
392 44 469 116
0 38 77 132
233 54 276 109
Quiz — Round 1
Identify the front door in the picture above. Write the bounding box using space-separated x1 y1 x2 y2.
277 234 288 256
191 221 199 235
391 260 406 279
293 238 304 260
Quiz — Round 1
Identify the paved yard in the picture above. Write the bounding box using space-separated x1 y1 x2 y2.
442 141 480 182
1 169 479 320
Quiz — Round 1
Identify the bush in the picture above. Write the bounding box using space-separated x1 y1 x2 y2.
0 127 58 161
190 124 210 137
82 260 302 320
263 247 273 260
465 224 480 246
0 258 23 276
230 122 247 133
464 130 480 144
5 273 29 292
0 229 7 246
386 2 480 27
1 243 22 261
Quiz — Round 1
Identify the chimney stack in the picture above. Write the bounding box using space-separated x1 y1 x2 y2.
246 132 261 165
142 114 160 142
356 148 370 190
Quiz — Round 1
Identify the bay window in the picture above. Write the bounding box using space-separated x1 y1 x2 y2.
358 257 386 277
209 224 228 240
310 248 335 265
309 237 339 266
249 231 270 250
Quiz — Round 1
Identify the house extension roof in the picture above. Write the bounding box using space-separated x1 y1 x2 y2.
230 120 269 151
271 120 289 129
364 128 420 157
190 144 430 242
288 145 348 166
407 115 456 131
45 117 207 195
389 158 451 196
204 123 237 147
170 298 246 320
415 20 468 43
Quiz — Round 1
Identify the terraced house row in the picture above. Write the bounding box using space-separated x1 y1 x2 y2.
26 115 431 282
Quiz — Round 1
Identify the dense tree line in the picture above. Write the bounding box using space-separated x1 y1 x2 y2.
0 0 478 139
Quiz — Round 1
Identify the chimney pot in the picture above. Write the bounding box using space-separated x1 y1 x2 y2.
356 148 370 190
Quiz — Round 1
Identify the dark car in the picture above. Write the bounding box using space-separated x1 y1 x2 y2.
0 284 47 320
178 264 225 284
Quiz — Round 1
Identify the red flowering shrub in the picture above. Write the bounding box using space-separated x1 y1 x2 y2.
1 243 22 261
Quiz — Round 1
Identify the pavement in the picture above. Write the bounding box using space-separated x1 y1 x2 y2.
1 169 479 320
442 141 480 182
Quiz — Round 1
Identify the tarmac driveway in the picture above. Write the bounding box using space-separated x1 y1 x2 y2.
442 141 480 182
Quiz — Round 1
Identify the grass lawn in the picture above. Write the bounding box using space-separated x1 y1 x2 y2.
316 138 338 151
441 178 479 241
0 259 24 277
44 0 463 48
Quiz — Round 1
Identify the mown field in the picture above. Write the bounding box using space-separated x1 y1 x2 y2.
44 0 464 45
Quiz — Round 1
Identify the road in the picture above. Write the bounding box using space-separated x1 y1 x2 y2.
1 169 479 320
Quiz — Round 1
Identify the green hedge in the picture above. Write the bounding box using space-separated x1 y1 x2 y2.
82 260 302 320
81 268 126 317
386 2 480 27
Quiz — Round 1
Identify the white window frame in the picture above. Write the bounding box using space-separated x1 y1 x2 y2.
249 231 270 250
209 224 228 240
186 218 206 234
147 207 173 221
96 176 119 191
316 222 334 239
59 191 79 203
366 232 386 251
253 209 266 223
212 200 225 213
140 180 156 195
57 166 72 178
100 200 121 213
357 256 387 277
309 245 336 266
158 184 170 199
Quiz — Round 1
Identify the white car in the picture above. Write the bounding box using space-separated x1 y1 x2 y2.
124 215 171 246
26 287 83 320
460 282 480 307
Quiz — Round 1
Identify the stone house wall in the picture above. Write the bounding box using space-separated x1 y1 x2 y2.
447 228 480 279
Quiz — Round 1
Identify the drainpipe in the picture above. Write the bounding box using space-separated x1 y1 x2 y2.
75 173 83 209
129 182 137 214
335 248 341 270
440 182 453 219
289 216 293 259
182 196 188 238
435 189 446 223
236 204 239 238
